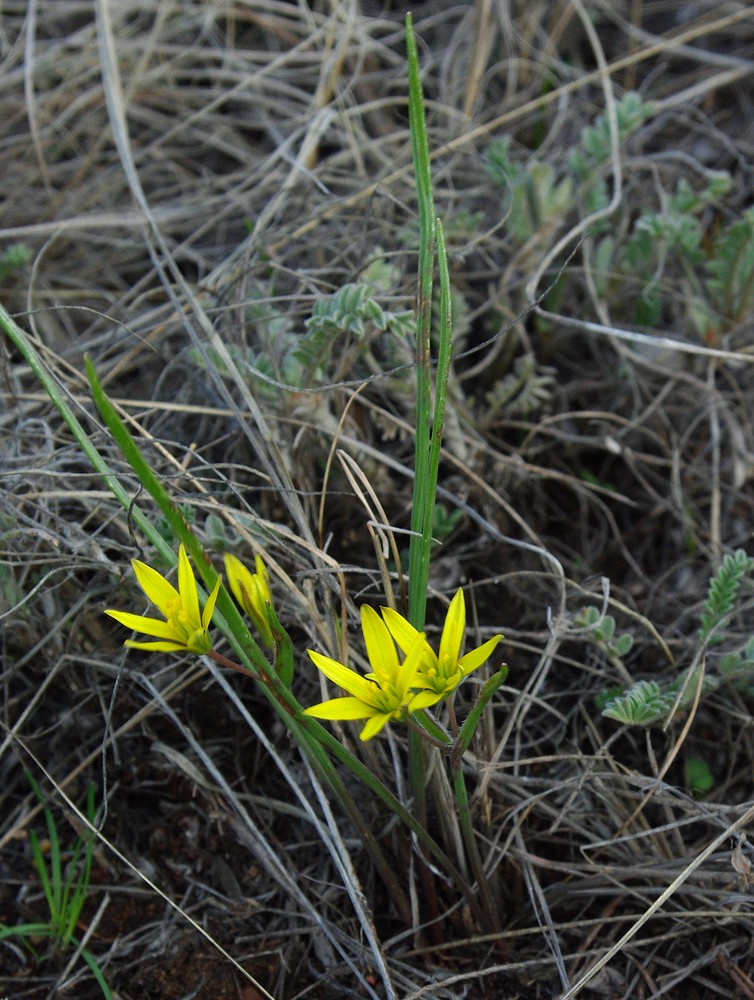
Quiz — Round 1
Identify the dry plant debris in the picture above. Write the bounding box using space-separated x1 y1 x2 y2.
3 1 754 997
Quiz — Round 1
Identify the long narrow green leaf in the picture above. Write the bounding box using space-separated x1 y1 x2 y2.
28 830 55 920
451 759 502 934
0 921 53 943
25 771 62 924
405 11 435 633
84 355 271 681
62 785 97 941
76 941 114 999
424 218 453 557
0 303 172 562
404 10 436 859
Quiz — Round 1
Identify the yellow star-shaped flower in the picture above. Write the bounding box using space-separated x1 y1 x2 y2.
105 544 220 655
382 588 502 709
304 604 427 741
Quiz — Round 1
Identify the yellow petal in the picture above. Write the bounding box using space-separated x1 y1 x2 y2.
438 588 465 668
359 713 392 741
124 639 188 652
254 555 272 604
224 552 249 605
177 544 201 628
394 629 430 699
408 689 445 711
225 552 274 646
201 576 222 631
303 697 378 721
105 609 182 641
381 607 421 655
250 579 274 647
131 560 179 618
361 605 400 684
307 649 380 705
458 634 503 676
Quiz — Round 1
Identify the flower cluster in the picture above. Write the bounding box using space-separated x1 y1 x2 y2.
105 543 220 655
223 552 275 648
105 546 503 744
106 546 275 655
305 589 502 740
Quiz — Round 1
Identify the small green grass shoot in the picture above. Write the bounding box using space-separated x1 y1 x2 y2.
0 771 111 998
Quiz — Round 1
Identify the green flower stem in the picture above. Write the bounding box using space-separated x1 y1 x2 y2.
451 758 502 936
409 708 452 747
448 669 509 934
404 718 448 750
446 696 460 739
450 667 509 768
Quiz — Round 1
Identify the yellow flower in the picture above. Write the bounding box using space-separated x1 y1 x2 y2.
304 605 427 741
105 543 220 655
223 552 274 647
382 589 502 709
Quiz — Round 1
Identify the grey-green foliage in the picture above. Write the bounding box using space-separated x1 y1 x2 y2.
619 174 735 330
0 243 32 282
569 91 654 228
486 136 573 243
304 282 413 353
298 280 414 393
568 91 654 178
705 206 754 328
575 605 634 660
194 256 414 399
485 90 754 339
601 550 754 726
484 353 555 419
591 156 748 337
602 679 675 725
602 663 714 725
719 635 754 683
624 179 709 270
486 92 652 246
699 548 754 643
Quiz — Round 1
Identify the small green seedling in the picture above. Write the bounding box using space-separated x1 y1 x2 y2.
576 605 634 660
0 772 111 998
685 756 715 797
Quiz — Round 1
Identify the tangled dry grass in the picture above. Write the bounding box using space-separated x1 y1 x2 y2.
4 1 754 997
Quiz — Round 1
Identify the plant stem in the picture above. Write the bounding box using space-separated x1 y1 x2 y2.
451 759 503 936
